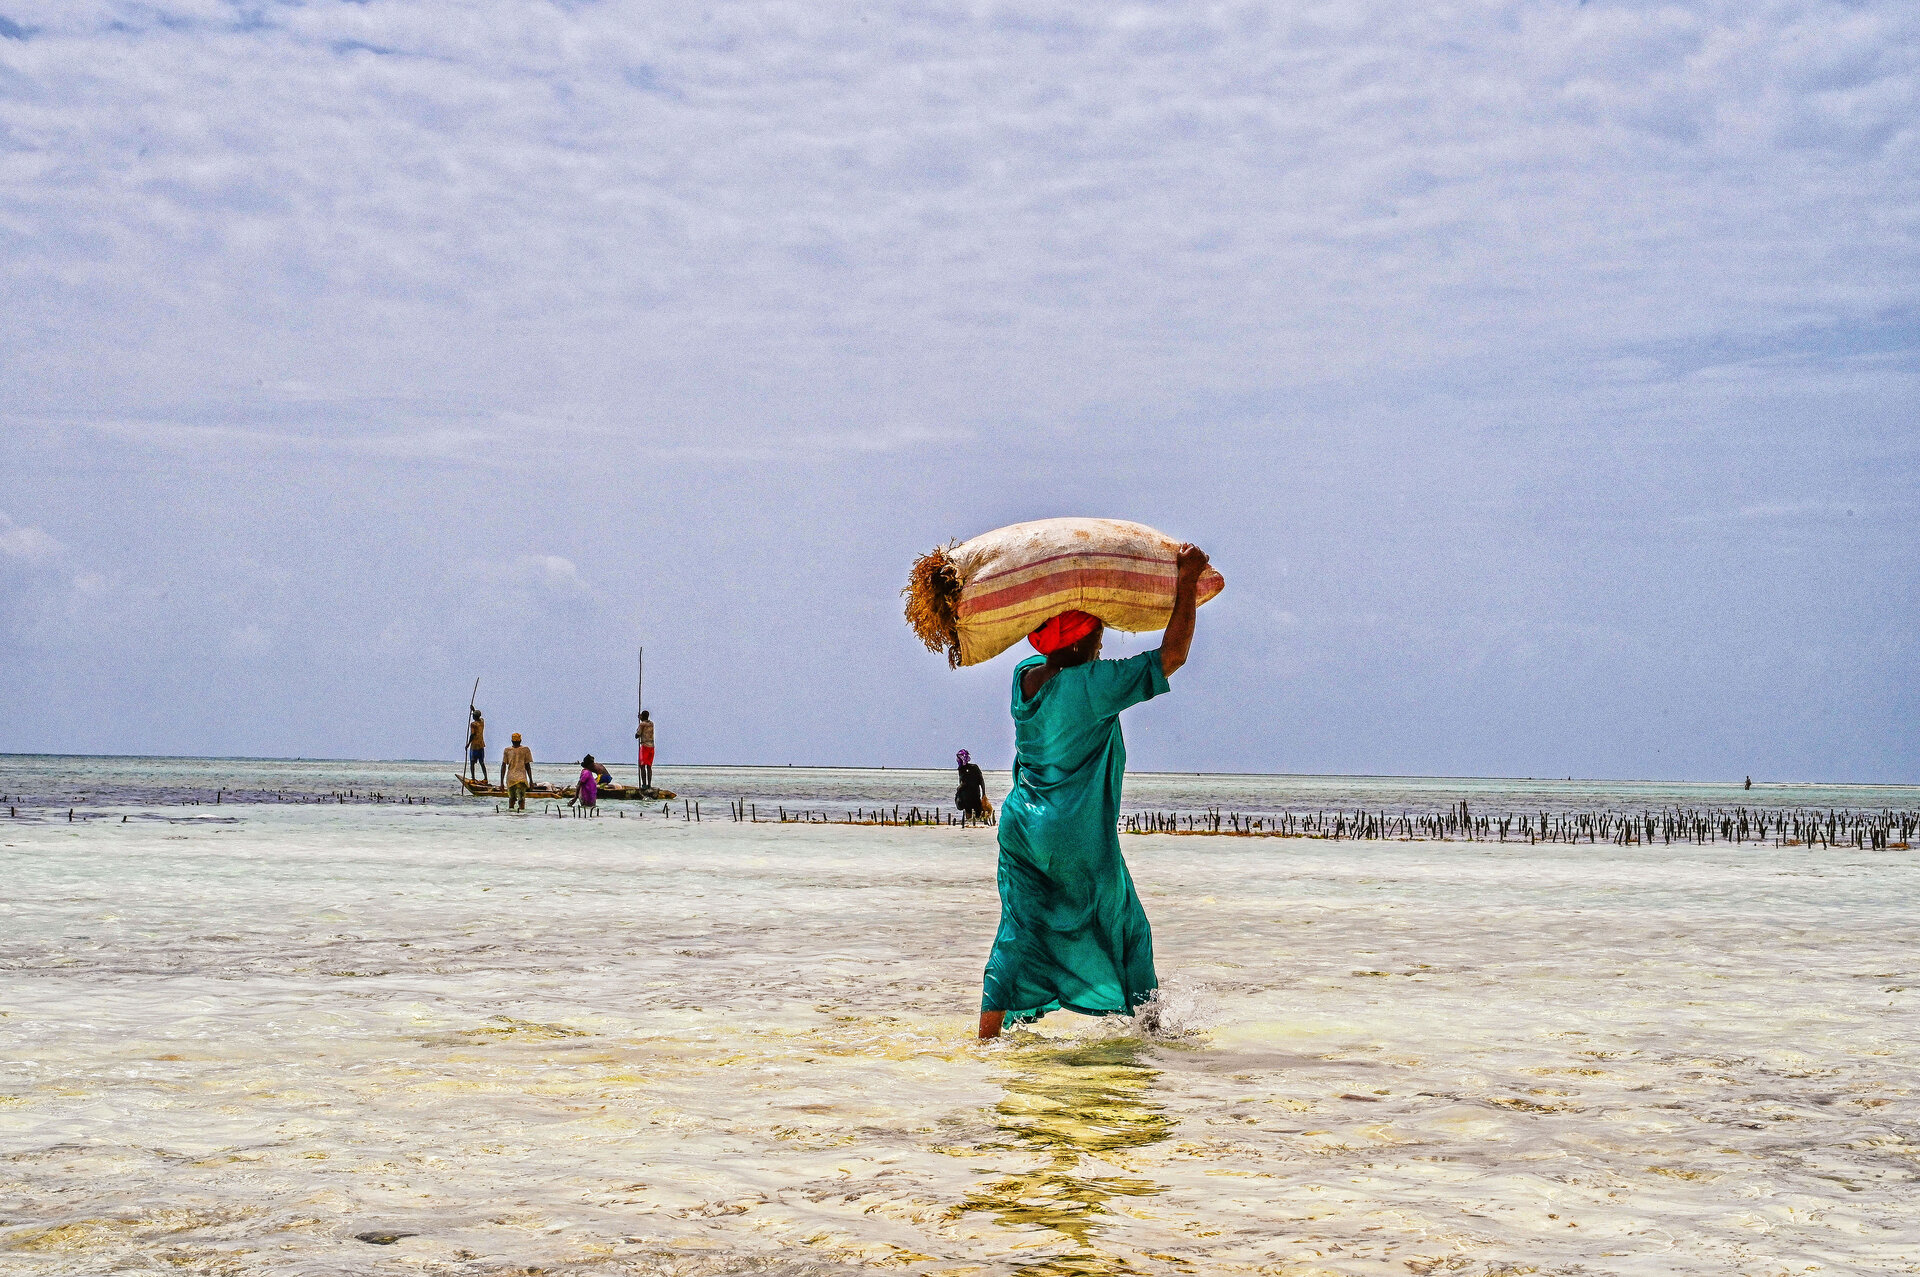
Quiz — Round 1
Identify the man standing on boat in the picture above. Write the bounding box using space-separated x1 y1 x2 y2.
502 732 534 812
466 709 488 784
635 711 656 791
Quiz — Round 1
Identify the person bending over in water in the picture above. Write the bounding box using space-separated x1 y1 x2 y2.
978 543 1210 1041
576 754 599 813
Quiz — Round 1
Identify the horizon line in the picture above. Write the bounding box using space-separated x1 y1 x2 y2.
0 751 1912 789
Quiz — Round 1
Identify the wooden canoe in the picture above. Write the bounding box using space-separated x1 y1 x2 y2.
455 775 677 801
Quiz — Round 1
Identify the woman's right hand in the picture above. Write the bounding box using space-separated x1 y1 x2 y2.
1162 544 1208 677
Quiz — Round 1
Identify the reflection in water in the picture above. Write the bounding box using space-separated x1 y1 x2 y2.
952 1036 1173 1276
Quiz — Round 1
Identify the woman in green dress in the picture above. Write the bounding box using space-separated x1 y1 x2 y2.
979 543 1210 1040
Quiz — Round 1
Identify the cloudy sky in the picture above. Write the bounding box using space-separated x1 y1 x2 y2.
2 0 1914 781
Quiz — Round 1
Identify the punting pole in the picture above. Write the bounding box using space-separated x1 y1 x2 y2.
636 646 644 783
466 676 480 776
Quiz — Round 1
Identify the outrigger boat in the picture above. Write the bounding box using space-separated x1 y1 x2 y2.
455 775 676 802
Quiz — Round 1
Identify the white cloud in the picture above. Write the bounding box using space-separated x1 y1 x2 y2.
0 513 60 562
55 415 499 460
472 554 591 596
0 0 1909 438
223 622 272 655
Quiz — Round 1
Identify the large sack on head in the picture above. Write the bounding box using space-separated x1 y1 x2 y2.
904 517 1225 667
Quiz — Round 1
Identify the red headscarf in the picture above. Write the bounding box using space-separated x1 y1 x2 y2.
1028 609 1101 655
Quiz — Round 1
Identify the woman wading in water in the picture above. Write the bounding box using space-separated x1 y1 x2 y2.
955 749 991 821
979 543 1210 1040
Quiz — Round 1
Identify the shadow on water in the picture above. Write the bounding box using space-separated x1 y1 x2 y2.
950 1035 1173 1276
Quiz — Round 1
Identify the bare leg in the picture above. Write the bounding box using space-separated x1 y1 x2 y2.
978 1010 1004 1040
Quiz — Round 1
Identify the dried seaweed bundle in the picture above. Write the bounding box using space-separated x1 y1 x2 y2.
903 542 965 668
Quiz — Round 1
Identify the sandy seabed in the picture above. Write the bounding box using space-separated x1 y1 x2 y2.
3 797 1918 1276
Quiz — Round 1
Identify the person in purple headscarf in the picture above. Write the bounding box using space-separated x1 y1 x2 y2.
955 749 990 822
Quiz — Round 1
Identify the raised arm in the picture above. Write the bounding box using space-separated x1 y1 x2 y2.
1160 543 1209 678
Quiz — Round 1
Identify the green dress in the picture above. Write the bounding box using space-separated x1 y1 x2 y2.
982 649 1169 1021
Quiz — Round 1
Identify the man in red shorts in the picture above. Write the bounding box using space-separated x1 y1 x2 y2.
635 710 656 790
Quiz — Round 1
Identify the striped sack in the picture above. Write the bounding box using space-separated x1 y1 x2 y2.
903 517 1225 667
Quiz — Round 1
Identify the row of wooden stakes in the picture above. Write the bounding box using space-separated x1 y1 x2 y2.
1121 803 1918 848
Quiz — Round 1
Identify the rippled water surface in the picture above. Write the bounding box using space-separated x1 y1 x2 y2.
4 759 1919 1274
5 754 1915 818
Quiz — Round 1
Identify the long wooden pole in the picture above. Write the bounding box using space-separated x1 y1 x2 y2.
636 646 644 784
465 677 480 776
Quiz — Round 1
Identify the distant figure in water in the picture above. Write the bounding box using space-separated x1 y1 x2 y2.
1745 776 1753 790
466 710 488 784
955 749 991 822
576 755 599 813
635 710 656 790
978 543 1210 1041
501 733 533 812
